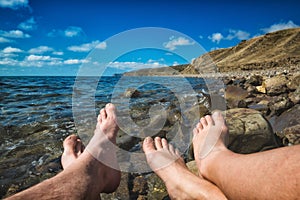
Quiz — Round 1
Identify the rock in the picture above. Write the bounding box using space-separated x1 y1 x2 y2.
270 104 300 133
256 85 266 94
186 160 199 176
269 96 294 116
287 73 300 90
289 86 300 104
100 172 131 200
246 75 263 86
281 124 300 146
146 173 168 199
224 108 279 153
132 175 148 195
225 85 249 109
263 75 289 96
124 88 141 98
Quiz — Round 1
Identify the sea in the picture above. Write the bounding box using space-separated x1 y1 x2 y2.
0 75 215 197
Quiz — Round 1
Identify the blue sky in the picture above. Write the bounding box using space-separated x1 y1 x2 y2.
0 0 299 76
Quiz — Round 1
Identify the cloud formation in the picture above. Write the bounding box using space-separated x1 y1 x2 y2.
0 37 13 43
208 29 250 44
261 20 299 33
0 30 30 38
164 36 195 50
47 26 84 38
68 40 107 52
2 46 23 53
28 46 54 54
208 33 224 44
0 0 29 10
18 17 37 31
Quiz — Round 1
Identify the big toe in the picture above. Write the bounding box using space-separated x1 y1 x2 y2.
212 111 225 126
63 134 78 154
143 137 156 154
105 103 116 119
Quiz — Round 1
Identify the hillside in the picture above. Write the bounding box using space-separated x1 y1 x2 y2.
124 28 300 76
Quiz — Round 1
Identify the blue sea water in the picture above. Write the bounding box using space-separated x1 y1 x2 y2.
0 75 213 195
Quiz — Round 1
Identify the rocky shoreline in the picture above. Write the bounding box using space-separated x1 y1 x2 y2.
100 67 300 199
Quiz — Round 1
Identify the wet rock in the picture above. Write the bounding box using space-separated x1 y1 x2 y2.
124 88 141 98
224 108 279 153
146 173 168 200
132 175 148 196
101 172 130 200
263 75 289 96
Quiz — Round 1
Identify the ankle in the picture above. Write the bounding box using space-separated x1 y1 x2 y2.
200 148 231 179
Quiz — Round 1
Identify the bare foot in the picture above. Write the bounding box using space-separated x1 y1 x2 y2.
61 134 85 169
193 111 229 178
86 103 121 193
143 136 227 200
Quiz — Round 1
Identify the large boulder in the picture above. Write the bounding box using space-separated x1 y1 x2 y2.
224 108 279 153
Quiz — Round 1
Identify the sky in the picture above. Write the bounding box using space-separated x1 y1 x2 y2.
0 0 299 76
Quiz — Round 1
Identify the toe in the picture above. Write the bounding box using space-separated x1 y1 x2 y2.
200 117 208 126
212 111 225 125
63 134 77 151
161 138 169 150
168 143 175 155
154 137 163 150
143 137 156 154
105 103 116 120
100 108 107 120
75 138 84 156
196 122 203 130
205 115 214 125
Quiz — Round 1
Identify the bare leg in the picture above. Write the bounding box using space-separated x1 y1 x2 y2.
193 111 300 200
6 103 121 200
143 136 227 200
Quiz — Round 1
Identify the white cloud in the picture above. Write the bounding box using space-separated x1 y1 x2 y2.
18 17 37 31
108 61 166 71
2 46 23 53
27 55 52 61
95 41 107 49
48 26 84 38
226 29 250 40
52 51 64 56
208 33 224 44
64 26 84 37
163 36 195 50
209 29 250 43
64 59 89 65
28 46 54 54
0 30 30 38
0 37 14 43
68 40 106 52
0 0 28 10
261 20 299 33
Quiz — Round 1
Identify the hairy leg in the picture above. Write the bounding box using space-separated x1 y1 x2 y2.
143 136 227 200
193 111 300 199
6 103 121 200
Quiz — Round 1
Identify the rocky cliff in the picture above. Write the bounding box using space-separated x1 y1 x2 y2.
125 28 300 76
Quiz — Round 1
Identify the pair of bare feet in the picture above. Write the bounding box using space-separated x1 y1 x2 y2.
62 104 228 199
